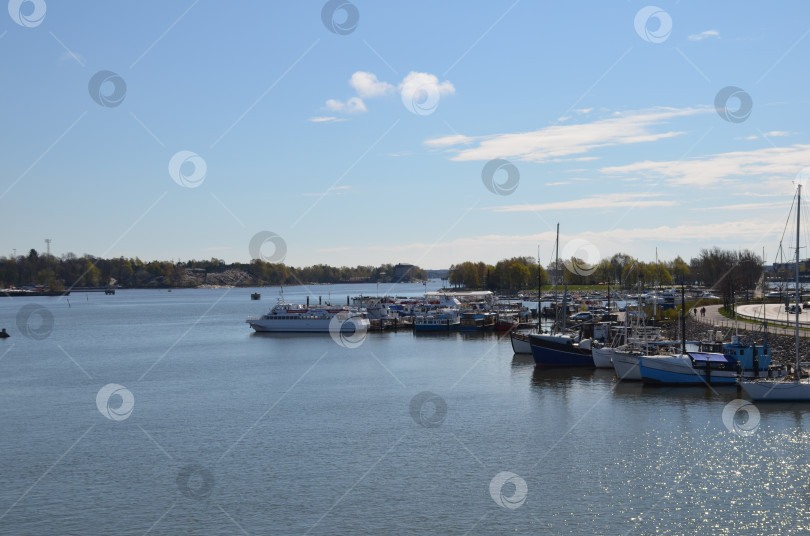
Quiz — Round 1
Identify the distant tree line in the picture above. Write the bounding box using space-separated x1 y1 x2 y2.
0 249 427 289
0 247 766 305
449 248 766 306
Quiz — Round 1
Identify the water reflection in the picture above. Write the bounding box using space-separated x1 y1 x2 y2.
511 352 534 367
530 366 597 389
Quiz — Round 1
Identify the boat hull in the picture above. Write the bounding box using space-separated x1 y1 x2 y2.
612 352 641 381
413 322 460 332
510 332 532 354
529 334 594 367
740 380 810 401
639 354 736 385
591 347 614 368
248 318 370 333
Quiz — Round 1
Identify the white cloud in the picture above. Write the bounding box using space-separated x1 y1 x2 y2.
324 70 454 117
765 131 791 137
350 71 394 98
490 193 676 213
425 107 706 163
600 144 810 188
424 134 475 149
692 201 789 212
574 108 593 114
325 97 366 114
308 116 345 123
399 71 455 103
688 30 719 41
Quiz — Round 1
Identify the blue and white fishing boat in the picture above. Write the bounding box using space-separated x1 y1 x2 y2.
723 335 779 379
639 352 738 385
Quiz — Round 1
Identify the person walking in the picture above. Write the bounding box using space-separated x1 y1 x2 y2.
700 307 706 317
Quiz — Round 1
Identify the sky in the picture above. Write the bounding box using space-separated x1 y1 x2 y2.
1 1 810 270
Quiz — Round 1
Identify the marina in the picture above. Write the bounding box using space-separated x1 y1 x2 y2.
3 286 810 535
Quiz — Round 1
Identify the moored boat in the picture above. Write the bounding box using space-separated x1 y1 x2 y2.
639 352 738 385
612 349 642 380
529 333 594 367
510 331 532 354
459 311 496 332
740 183 810 401
246 298 369 333
591 346 614 368
413 309 461 332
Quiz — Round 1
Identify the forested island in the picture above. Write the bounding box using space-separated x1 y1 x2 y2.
0 250 436 290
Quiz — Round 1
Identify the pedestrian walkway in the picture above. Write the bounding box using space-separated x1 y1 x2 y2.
694 304 809 338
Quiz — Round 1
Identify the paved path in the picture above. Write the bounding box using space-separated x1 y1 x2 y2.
736 303 810 326
694 304 809 338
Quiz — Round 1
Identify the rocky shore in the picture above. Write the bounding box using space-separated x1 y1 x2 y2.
660 317 806 366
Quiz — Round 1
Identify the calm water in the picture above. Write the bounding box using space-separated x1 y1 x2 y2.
2 285 810 535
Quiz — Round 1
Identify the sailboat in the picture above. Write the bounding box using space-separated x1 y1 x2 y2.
740 183 810 401
510 245 544 354
528 225 594 367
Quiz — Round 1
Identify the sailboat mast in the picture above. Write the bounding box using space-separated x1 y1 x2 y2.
796 184 801 380
537 245 542 333
555 223 560 332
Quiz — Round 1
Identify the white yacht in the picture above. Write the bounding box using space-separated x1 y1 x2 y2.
247 298 369 333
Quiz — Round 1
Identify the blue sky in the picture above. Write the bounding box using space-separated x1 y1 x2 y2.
1 1 809 270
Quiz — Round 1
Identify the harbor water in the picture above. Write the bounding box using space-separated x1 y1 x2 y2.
2 285 810 535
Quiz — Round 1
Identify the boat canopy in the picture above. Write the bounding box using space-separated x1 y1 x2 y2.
688 352 735 365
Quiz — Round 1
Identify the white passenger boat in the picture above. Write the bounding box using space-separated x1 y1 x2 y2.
246 298 369 333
